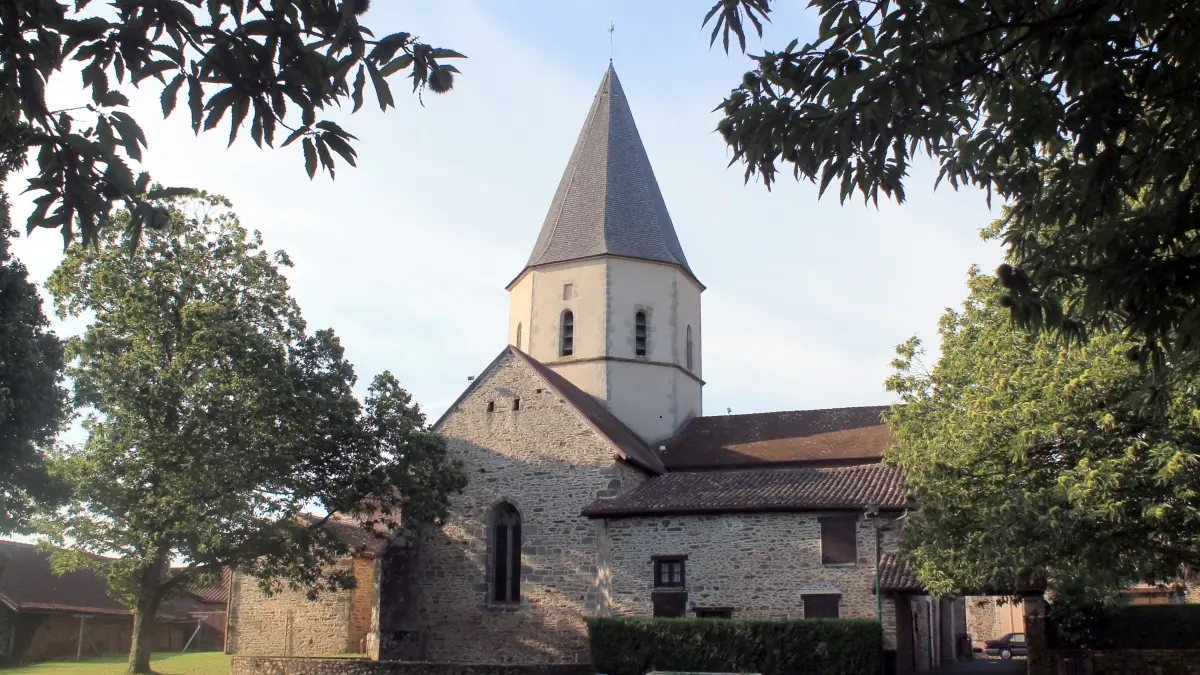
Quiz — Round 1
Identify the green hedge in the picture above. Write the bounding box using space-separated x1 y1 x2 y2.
586 617 881 675
1050 604 1200 650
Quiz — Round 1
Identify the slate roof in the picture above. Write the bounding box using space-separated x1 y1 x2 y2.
522 64 695 280
0 540 220 620
878 553 924 593
660 406 893 470
581 463 906 517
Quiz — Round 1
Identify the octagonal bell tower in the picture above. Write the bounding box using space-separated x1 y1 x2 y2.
505 64 703 444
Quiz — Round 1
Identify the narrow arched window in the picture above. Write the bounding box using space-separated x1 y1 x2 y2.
560 311 574 357
686 325 693 371
489 502 522 604
515 323 522 351
635 311 647 356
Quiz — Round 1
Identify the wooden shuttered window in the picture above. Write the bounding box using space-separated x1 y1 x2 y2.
820 516 858 565
651 591 687 618
802 593 841 619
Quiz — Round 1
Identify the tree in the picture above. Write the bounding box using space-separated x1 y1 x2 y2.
0 138 70 536
3 0 464 246
40 192 466 674
884 266 1200 599
702 1 1200 375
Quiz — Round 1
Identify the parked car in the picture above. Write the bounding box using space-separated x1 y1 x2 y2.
984 633 1027 659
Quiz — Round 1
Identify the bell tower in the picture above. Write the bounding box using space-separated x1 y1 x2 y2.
506 65 703 444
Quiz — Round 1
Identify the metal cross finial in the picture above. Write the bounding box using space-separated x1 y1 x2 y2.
608 20 615 61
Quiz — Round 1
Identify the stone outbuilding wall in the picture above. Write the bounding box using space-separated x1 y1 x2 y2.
227 561 373 657
600 511 899 647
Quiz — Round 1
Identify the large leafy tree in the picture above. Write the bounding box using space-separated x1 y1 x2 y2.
3 0 463 246
885 267 1200 599
703 1 1200 375
0 139 70 536
40 192 466 674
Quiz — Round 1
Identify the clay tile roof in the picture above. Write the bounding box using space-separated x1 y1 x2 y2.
0 540 131 616
522 64 696 280
510 348 665 474
878 553 923 593
298 514 390 558
661 405 894 470
581 463 906 518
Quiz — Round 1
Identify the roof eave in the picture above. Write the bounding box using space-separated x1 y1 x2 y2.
581 503 907 519
505 254 705 292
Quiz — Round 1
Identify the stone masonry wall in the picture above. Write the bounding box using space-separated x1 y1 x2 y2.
226 568 353 656
349 558 377 655
601 511 900 648
232 656 593 675
423 352 648 663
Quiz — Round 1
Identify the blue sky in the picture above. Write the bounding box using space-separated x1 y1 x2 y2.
10 0 1004 428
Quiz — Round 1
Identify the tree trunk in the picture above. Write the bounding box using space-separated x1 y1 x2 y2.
127 563 166 675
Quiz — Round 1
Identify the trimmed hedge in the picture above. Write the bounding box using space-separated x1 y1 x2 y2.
1050 604 1200 650
586 617 881 675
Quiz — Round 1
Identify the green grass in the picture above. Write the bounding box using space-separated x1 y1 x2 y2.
1 652 229 675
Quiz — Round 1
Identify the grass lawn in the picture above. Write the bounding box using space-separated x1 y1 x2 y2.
0 652 229 675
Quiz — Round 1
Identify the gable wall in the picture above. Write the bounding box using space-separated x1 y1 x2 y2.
423 353 647 663
601 512 901 648
226 567 354 656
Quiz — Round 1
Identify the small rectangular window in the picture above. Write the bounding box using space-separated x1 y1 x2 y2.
802 593 840 619
653 558 685 588
512 398 521 411
634 311 647 356
820 516 858 565
695 608 732 619
562 283 573 300
486 401 495 413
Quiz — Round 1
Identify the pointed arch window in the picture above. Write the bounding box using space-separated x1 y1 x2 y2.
686 325 693 371
488 502 522 604
515 323 523 351
560 311 574 357
635 311 648 356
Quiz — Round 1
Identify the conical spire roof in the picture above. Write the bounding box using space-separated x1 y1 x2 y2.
524 65 694 277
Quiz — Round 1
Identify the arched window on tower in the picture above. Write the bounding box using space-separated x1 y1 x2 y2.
560 311 574 357
515 323 522 351
686 325 693 371
488 502 522 604
635 311 648 356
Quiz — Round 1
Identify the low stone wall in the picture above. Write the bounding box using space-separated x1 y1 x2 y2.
1056 650 1200 675
230 657 594 675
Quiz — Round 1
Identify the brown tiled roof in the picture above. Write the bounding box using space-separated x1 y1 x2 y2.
0 540 131 616
661 406 893 470
297 513 390 558
0 540 208 620
581 464 906 517
878 553 923 593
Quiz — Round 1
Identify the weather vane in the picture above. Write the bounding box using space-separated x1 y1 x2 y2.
608 20 615 61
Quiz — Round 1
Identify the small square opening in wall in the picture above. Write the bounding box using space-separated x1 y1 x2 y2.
512 398 521 411
486 401 495 412
562 283 573 300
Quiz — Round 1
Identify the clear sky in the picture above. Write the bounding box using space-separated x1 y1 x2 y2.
9 0 1005 428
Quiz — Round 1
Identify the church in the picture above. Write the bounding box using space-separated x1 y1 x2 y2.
226 65 959 673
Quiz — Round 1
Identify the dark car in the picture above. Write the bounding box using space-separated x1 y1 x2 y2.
984 632 1027 659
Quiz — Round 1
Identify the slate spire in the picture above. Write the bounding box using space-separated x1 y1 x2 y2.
524 65 695 277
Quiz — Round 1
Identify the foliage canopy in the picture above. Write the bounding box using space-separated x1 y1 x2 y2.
3 0 463 246
40 192 466 673
885 268 1200 598
703 0 1200 375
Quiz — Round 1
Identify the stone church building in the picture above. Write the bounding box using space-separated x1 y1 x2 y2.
227 65 959 672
